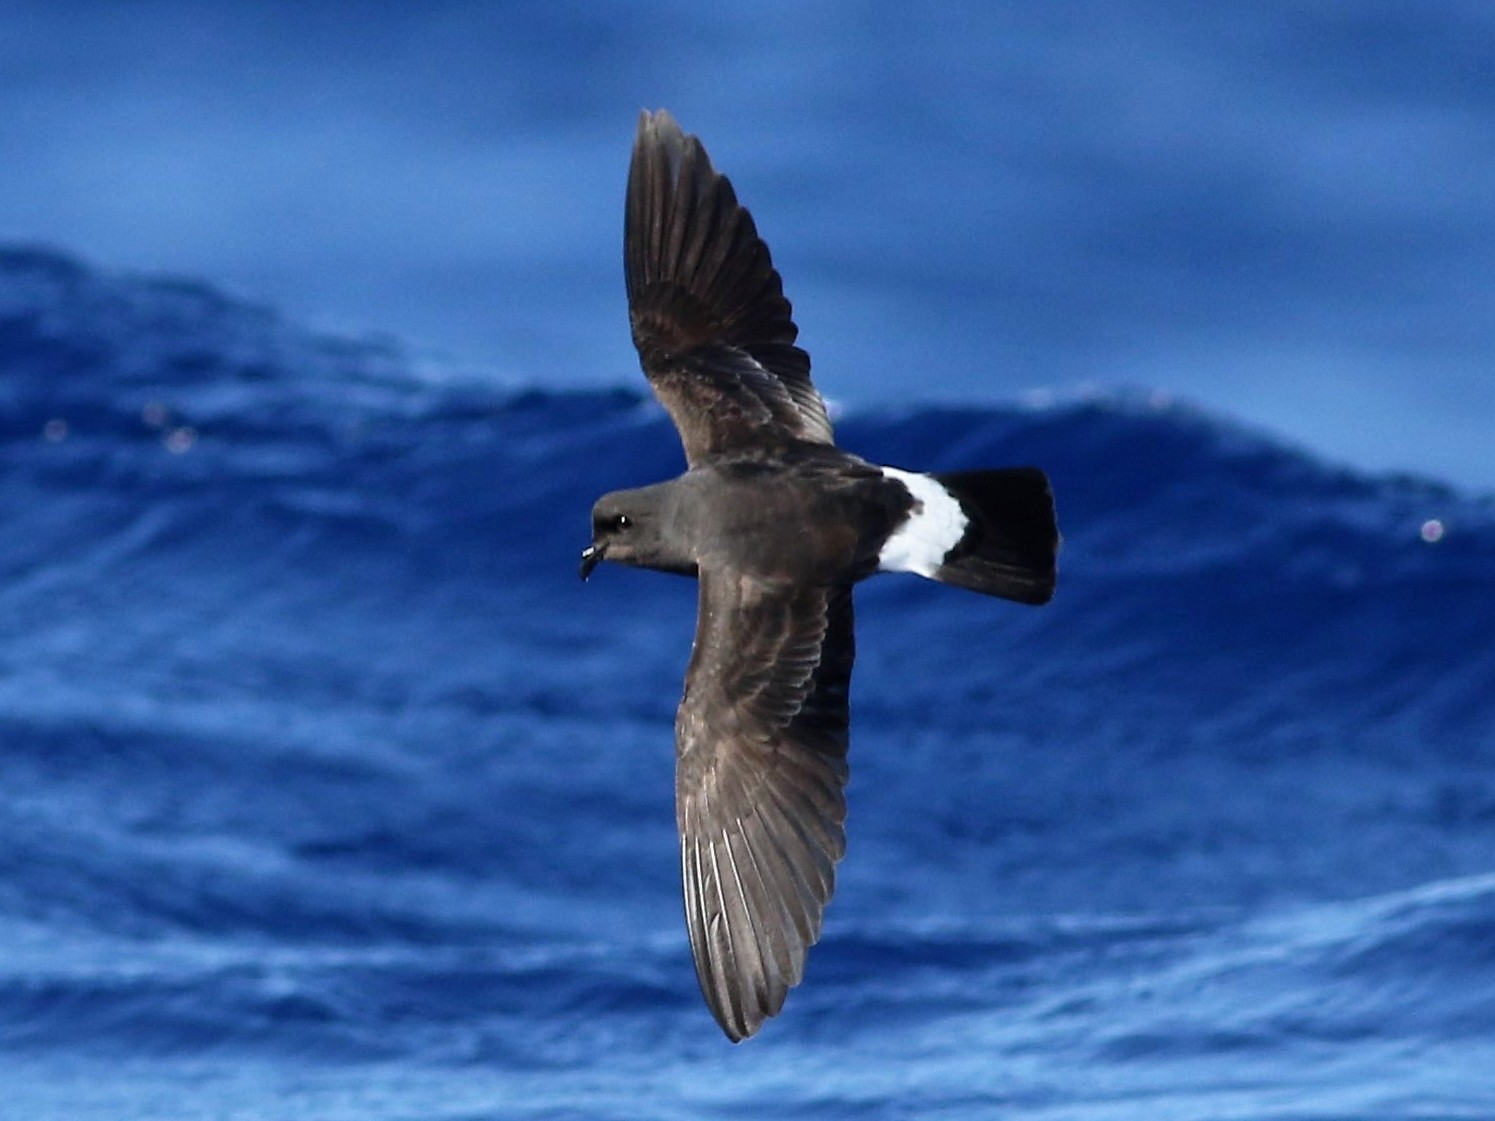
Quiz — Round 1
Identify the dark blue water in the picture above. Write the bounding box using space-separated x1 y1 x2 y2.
3 247 1494 1118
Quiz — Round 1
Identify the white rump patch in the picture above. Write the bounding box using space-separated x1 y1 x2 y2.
877 468 968 578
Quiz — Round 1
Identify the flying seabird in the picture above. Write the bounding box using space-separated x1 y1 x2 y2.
581 110 1059 1041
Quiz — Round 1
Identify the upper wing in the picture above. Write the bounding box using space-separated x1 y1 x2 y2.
626 110 835 467
675 570 854 1041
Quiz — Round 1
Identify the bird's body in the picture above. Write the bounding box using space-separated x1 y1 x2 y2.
582 110 1059 1041
596 447 903 584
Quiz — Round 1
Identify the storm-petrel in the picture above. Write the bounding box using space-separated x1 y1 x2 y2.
581 110 1059 1041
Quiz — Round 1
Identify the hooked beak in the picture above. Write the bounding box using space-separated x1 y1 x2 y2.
579 543 604 581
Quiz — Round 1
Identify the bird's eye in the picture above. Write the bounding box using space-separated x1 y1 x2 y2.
615 514 631 530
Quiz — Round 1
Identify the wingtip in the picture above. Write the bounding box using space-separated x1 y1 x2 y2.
638 106 676 128
635 107 685 151
705 985 775 1043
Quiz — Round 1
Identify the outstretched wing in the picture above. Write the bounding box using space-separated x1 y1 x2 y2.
675 571 854 1040
626 109 835 467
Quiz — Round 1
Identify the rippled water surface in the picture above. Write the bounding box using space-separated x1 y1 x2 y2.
2 248 1494 1118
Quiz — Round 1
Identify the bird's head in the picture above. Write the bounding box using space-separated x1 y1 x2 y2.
579 494 638 579
580 484 696 580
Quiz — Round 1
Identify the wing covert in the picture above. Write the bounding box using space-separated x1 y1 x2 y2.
626 110 834 466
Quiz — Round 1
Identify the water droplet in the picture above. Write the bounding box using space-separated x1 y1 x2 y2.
164 427 198 454
1420 519 1445 544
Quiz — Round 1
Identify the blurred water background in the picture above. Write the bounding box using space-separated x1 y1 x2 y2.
3 4 1494 1117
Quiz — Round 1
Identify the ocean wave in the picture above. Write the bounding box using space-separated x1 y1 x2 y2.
4 245 1495 1116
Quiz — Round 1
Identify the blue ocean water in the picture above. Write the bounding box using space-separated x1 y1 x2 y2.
2 246 1494 1118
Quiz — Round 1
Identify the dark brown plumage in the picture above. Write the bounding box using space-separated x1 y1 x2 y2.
581 110 1059 1041
625 110 833 465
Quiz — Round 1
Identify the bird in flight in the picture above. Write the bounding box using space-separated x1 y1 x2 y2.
581 110 1058 1041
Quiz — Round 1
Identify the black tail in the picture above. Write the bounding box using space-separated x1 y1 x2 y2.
931 468 1058 605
